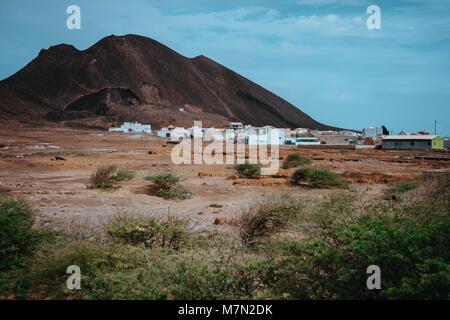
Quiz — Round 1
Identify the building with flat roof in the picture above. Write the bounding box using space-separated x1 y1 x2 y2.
109 122 151 134
382 135 444 150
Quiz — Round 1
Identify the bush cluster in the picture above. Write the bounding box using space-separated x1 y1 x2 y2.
106 215 190 250
144 173 190 199
282 153 312 169
87 165 135 189
0 197 40 273
234 163 261 179
291 167 348 188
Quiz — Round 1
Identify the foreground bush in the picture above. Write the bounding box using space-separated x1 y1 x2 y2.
234 163 261 179
3 173 448 300
0 197 40 273
231 195 302 245
291 167 348 188
105 215 190 250
282 153 312 169
260 178 450 299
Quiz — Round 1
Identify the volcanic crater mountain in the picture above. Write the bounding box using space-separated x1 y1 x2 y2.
0 34 333 130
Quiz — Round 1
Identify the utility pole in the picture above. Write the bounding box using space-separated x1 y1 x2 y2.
435 120 437 135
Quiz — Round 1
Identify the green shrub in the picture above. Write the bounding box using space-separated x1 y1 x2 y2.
259 193 450 300
87 165 117 187
144 173 190 199
106 215 190 250
145 173 180 189
14 240 168 299
87 184 121 190
386 172 449 203
87 165 135 189
24 240 263 299
112 170 136 182
156 186 190 199
0 197 41 273
291 167 348 188
231 195 301 245
234 163 261 179
282 153 312 169
393 182 418 193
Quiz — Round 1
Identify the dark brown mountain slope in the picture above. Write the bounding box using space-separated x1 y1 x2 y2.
0 34 334 129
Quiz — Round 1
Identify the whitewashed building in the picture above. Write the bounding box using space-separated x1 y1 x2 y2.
244 127 285 145
109 122 152 134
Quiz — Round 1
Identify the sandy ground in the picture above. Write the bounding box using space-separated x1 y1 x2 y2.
0 125 449 230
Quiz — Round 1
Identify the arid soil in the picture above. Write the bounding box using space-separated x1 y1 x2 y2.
1 125 448 230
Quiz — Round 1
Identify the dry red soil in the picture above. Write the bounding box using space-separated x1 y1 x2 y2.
0 125 448 229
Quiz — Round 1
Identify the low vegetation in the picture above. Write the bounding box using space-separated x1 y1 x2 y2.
86 165 135 190
0 197 39 273
1 172 448 299
105 215 190 250
230 195 301 246
144 173 190 199
291 166 348 188
0 196 55 294
234 163 261 179
282 153 312 169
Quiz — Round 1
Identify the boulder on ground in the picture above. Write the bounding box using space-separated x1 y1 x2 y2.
214 217 227 225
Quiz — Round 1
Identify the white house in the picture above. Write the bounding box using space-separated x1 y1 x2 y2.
203 128 225 142
109 122 152 134
157 127 171 138
187 125 204 139
244 127 285 145
170 127 189 141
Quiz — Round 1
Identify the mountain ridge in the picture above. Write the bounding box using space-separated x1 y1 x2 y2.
0 34 336 130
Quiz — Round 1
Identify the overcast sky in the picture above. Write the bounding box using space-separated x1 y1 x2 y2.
1 0 449 135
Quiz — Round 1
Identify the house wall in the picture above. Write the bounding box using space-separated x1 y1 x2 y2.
382 139 431 150
315 135 355 145
432 137 444 149
363 127 382 139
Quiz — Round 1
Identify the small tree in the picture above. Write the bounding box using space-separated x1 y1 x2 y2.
291 167 348 188
234 163 261 179
282 153 312 169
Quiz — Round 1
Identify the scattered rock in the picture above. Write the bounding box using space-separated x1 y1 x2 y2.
198 171 213 177
271 169 290 179
197 212 204 215
55 156 67 161
209 203 223 208
214 217 227 225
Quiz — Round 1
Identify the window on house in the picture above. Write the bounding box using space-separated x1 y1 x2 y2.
411 141 415 146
